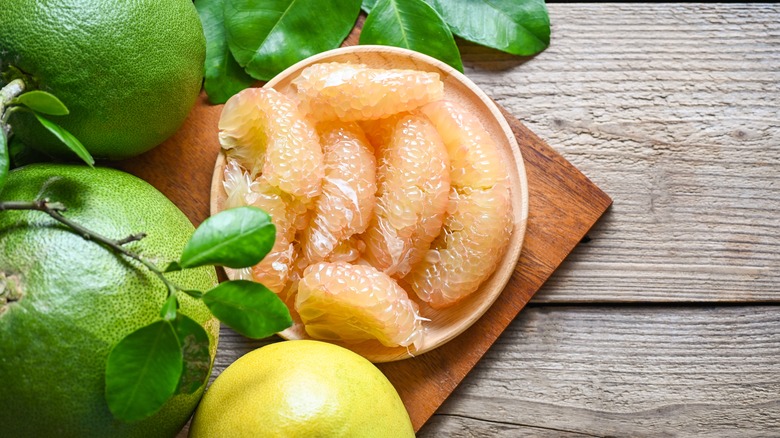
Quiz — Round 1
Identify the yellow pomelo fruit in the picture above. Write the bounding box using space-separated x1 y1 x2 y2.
189 340 415 437
0 164 219 437
0 0 205 159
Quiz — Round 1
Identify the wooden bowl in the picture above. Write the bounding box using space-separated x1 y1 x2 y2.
211 46 529 362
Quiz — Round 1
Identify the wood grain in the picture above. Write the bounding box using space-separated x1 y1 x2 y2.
461 3 780 303
416 4 780 435
418 305 780 437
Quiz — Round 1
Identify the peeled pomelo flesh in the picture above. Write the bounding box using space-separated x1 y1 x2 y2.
219 87 323 203
292 62 444 122
223 158 300 294
219 88 325 294
301 122 377 263
405 100 514 309
360 113 450 278
406 185 513 309
296 262 424 349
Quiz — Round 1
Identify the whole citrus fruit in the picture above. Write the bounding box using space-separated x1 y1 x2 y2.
0 164 219 437
0 0 205 160
189 340 415 437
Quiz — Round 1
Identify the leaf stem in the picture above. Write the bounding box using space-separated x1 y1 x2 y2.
0 199 181 296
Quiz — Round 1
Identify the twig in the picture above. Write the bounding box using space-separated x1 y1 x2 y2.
0 79 25 137
0 199 180 296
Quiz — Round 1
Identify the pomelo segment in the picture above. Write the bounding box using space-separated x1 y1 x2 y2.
292 62 444 121
360 113 450 278
223 159 298 293
301 123 377 263
219 88 324 294
219 88 323 203
296 262 424 349
405 100 514 309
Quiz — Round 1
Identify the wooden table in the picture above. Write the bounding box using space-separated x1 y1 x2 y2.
181 4 780 436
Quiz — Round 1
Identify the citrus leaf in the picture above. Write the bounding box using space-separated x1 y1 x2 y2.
202 280 292 338
172 314 211 395
425 0 550 56
12 90 69 116
361 0 377 13
105 321 183 422
32 113 94 167
183 289 205 299
164 261 183 273
195 0 255 104
0 129 8 191
360 0 463 72
179 206 275 269
224 0 362 81
160 295 178 321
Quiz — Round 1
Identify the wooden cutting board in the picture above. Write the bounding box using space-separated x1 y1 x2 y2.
115 22 612 432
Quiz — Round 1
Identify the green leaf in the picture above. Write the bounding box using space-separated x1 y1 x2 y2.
160 295 178 321
224 0 362 81
172 314 211 395
202 280 292 338
12 90 69 116
360 0 463 72
164 261 183 273
361 0 377 13
179 206 275 269
183 289 205 299
105 321 183 422
425 0 550 56
0 129 8 192
195 0 255 104
33 112 94 167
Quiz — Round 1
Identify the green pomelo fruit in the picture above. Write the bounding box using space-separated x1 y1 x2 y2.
0 164 219 437
0 0 205 160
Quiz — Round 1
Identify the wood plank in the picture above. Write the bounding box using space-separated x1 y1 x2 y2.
117 7 612 431
418 305 780 437
458 3 780 303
